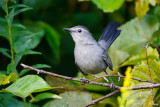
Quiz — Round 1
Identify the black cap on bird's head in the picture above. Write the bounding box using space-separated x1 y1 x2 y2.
64 25 94 43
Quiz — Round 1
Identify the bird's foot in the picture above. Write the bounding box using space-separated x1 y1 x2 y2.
80 77 90 85
109 81 115 90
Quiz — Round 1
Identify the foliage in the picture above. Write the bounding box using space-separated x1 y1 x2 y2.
79 0 125 13
109 15 159 69
0 73 17 85
118 66 134 107
0 0 160 107
0 75 52 98
30 92 62 103
51 92 92 107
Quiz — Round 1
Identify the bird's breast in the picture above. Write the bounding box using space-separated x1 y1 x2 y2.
74 44 106 74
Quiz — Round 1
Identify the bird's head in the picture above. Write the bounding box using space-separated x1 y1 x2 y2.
64 25 95 44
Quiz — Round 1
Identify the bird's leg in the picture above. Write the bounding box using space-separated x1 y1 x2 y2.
76 64 90 84
92 75 109 82
104 71 115 89
80 76 90 85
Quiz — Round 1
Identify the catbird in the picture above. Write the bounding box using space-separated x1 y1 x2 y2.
64 22 121 89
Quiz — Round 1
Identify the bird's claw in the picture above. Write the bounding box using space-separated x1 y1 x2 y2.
109 82 115 90
80 77 90 85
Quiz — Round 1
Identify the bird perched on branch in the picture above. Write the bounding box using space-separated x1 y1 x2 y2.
64 22 121 89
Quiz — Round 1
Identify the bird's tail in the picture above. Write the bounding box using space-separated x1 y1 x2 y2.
98 22 121 51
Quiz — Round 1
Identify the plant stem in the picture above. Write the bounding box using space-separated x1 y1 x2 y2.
23 98 28 107
5 0 16 73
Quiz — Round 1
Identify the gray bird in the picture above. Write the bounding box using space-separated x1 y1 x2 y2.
64 22 121 89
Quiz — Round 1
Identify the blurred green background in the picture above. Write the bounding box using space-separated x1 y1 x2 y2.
1 0 134 76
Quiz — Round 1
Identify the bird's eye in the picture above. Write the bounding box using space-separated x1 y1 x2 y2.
78 29 82 33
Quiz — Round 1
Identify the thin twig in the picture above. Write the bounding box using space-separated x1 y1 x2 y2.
152 42 160 53
144 44 154 106
92 74 158 84
20 63 160 90
84 90 120 107
20 63 120 89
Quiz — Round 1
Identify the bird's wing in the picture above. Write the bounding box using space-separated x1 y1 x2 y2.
75 63 88 76
102 53 113 71
98 22 121 51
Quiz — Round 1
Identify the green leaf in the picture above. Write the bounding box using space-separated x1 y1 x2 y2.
0 48 11 58
16 50 41 56
91 93 118 106
43 101 53 107
11 0 17 3
109 15 159 69
127 88 157 107
19 64 51 76
0 0 6 13
31 92 61 102
0 93 25 107
0 17 28 38
7 63 14 74
13 31 44 53
132 61 159 82
154 6 160 22
8 9 15 26
14 7 32 16
51 91 92 107
9 4 30 9
92 0 125 13
39 22 60 63
121 47 159 66
15 55 22 67
0 17 8 38
79 0 124 13
0 71 7 74
9 73 18 82
126 59 160 106
45 75 83 91
0 75 52 98
12 23 26 29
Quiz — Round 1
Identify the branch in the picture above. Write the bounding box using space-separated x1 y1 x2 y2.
92 74 158 84
144 44 154 106
84 90 120 107
20 63 120 89
152 42 160 53
20 63 160 90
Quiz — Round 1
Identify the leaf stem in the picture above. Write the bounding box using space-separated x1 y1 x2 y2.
5 0 16 73
29 94 35 101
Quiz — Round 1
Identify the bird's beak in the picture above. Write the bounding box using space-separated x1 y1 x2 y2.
63 28 71 32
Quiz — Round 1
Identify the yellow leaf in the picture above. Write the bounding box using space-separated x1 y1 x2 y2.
1 75 11 85
135 0 149 19
0 73 18 85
